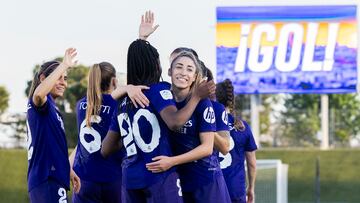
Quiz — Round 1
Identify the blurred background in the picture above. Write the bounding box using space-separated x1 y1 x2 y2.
0 0 359 202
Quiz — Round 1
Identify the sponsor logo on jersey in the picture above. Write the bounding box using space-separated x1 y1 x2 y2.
221 111 228 125
203 107 215 124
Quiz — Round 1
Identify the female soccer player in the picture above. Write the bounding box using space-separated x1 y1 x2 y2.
216 79 257 203
147 51 231 203
199 63 230 155
27 48 77 203
171 48 230 155
69 62 149 203
101 11 215 203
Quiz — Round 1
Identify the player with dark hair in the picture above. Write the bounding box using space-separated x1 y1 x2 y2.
216 79 257 203
27 48 78 203
101 11 215 203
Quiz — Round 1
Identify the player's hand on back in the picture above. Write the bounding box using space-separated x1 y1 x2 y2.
127 85 150 108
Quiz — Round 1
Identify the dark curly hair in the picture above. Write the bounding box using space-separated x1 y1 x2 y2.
216 79 245 131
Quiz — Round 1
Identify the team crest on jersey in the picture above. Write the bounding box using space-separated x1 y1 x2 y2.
221 111 228 125
203 107 215 124
160 90 173 100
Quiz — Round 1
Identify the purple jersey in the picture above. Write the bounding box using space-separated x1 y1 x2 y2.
211 101 229 132
27 95 70 192
73 94 123 183
109 82 176 189
219 114 257 200
170 98 219 192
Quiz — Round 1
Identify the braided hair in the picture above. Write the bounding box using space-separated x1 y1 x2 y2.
216 79 245 131
127 39 162 86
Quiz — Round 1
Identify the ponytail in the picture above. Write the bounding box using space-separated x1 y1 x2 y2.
85 62 116 127
86 64 103 127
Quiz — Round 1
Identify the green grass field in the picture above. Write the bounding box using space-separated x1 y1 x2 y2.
0 149 359 202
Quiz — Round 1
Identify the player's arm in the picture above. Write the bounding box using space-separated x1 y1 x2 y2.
111 85 150 108
245 151 256 203
32 48 77 107
214 131 230 154
146 132 214 172
68 146 81 193
159 80 215 131
101 130 123 158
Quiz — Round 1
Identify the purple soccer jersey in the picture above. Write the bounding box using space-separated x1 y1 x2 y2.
27 95 70 195
109 82 177 190
73 94 123 183
29 179 68 203
219 114 257 201
211 101 229 132
170 98 220 192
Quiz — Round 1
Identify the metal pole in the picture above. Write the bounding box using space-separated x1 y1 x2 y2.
250 94 260 147
321 94 329 150
315 156 320 203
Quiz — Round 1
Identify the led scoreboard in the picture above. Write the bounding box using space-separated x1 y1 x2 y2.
216 6 357 94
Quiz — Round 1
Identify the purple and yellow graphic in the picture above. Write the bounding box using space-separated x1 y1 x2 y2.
216 6 357 94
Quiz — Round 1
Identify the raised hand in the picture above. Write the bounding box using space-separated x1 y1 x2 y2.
127 85 150 108
193 79 216 99
139 10 159 40
62 48 78 68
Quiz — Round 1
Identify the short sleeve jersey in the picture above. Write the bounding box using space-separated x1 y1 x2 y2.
73 94 123 183
109 82 176 189
219 115 257 199
211 100 229 132
27 95 70 192
170 98 219 192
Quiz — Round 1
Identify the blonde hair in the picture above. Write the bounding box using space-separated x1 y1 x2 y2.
170 51 203 100
85 62 116 127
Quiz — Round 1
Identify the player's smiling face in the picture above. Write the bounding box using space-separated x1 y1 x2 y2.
170 56 197 90
50 72 68 99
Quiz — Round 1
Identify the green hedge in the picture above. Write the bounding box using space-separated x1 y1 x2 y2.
0 149 359 202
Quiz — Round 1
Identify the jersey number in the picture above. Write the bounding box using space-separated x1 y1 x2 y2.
219 136 235 169
79 116 102 154
118 109 161 157
58 187 67 203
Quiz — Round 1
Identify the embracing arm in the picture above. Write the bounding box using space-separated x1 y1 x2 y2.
146 132 214 173
32 48 77 107
214 131 230 154
101 130 123 158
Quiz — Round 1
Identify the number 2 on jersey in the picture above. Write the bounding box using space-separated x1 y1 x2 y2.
117 109 161 157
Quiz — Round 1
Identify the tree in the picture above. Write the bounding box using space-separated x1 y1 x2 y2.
234 94 275 137
278 94 320 147
0 86 9 115
329 94 360 146
277 93 360 147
